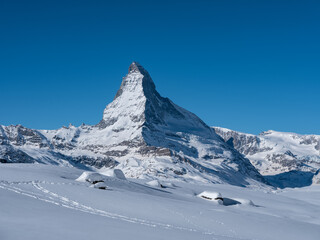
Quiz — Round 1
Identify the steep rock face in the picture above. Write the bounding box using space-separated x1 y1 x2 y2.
0 63 266 186
214 127 320 175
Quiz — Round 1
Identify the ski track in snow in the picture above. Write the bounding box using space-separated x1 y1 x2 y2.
0 180 253 240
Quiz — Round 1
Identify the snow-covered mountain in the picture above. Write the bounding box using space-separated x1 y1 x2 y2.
0 62 265 186
214 127 320 187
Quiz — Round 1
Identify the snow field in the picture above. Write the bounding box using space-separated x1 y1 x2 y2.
0 164 320 240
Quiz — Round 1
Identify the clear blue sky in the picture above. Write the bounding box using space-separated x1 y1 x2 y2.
1 0 319 134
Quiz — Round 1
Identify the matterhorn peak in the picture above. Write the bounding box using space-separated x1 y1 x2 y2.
128 61 147 74
101 62 212 134
0 62 267 187
112 62 156 101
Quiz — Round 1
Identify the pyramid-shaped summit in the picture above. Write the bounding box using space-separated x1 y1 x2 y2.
95 62 265 185
113 62 156 100
0 62 266 186
99 62 211 138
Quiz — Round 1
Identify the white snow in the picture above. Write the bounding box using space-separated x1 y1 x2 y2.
198 191 223 204
0 164 319 240
100 168 127 180
76 171 106 183
198 191 222 200
146 179 163 188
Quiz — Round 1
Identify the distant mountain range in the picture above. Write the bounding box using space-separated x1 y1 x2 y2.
1 62 319 188
214 127 320 188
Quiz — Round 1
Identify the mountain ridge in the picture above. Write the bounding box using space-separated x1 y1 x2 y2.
0 62 267 186
213 126 320 187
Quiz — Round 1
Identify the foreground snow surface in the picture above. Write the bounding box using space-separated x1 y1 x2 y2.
0 164 319 240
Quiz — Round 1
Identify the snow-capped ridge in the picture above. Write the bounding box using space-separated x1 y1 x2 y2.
213 126 320 187
128 61 151 75
113 61 156 101
0 62 267 187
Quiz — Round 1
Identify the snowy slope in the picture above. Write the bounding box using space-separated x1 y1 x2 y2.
0 62 265 187
0 164 319 240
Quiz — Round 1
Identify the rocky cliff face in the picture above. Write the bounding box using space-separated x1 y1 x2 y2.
0 62 266 186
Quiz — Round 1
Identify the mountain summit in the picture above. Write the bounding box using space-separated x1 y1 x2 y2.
0 62 266 186
100 62 212 136
113 62 156 100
